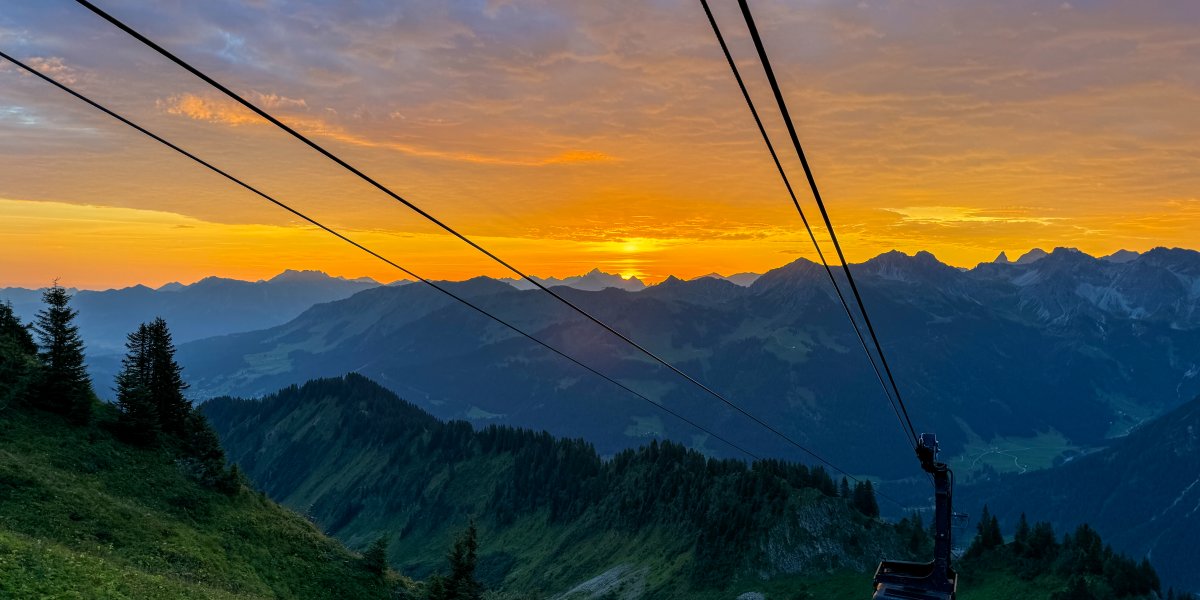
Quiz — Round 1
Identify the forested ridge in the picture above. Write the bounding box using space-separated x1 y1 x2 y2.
205 373 895 591
205 373 1176 599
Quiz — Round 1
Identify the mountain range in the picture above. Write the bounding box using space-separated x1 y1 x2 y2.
0 270 386 353
173 247 1200 482
499 268 648 292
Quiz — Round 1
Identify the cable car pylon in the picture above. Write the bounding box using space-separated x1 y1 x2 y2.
872 433 958 600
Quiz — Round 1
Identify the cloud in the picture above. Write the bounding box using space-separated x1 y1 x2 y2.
26 56 77 84
250 92 307 109
884 206 1060 227
0 55 80 85
5 0 1200 281
158 93 261 126
157 92 614 166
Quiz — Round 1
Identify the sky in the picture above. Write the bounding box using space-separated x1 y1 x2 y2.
1 0 1198 289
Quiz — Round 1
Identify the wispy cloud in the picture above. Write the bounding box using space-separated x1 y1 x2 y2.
157 92 614 166
884 206 1060 227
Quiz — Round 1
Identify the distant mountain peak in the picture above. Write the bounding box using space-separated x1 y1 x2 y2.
692 272 762 287
268 269 334 283
1015 248 1049 264
1101 249 1141 264
267 269 381 286
501 268 645 292
994 251 1012 264
860 250 956 283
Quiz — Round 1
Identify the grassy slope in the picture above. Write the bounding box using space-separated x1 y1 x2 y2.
0 402 407 599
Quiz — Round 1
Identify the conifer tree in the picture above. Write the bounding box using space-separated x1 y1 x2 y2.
1026 521 1058 560
1138 557 1160 595
428 522 482 600
0 301 37 404
965 505 1004 558
362 535 390 575
115 323 159 445
33 284 93 422
0 301 35 355
839 477 851 499
181 407 227 484
1013 512 1031 551
145 318 190 434
852 481 880 518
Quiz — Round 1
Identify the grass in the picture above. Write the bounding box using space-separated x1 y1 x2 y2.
0 402 404 599
948 428 1084 479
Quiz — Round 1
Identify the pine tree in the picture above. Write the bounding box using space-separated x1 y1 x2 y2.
180 407 227 485
362 535 390 575
115 323 159 445
0 301 38 405
965 505 1003 558
425 575 447 600
839 477 851 499
33 284 93 423
1137 557 1160 595
431 521 482 600
145 318 190 435
852 481 880 518
1013 512 1031 552
1027 521 1058 561
0 301 35 355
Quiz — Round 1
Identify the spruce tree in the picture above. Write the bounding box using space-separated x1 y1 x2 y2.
435 521 482 600
0 301 35 355
0 301 37 405
839 477 851 499
33 284 93 423
115 323 159 445
145 318 190 434
181 407 227 485
1027 521 1058 561
362 535 390 575
1013 512 1031 552
852 481 880 518
965 505 1004 558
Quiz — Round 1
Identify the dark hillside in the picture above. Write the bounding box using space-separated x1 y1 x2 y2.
204 375 916 596
204 373 1172 599
959 393 1200 591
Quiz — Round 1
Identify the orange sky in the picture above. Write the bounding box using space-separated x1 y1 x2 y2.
2 1 1199 289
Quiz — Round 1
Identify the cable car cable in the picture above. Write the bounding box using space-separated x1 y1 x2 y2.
0 48 769 466
71 0 893 488
4 49 918 509
699 0 915 450
732 0 920 446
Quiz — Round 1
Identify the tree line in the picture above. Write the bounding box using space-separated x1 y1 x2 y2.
0 284 234 492
963 505 1171 600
